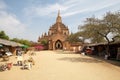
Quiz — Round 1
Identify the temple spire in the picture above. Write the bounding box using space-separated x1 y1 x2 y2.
56 10 62 23
58 10 60 16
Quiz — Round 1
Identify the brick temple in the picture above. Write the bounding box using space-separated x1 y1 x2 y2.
38 10 71 50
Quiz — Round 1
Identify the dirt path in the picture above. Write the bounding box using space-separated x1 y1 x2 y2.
0 50 120 80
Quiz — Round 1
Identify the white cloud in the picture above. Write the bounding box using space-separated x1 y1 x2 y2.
62 0 120 17
0 1 27 39
62 9 89 17
0 11 27 37
24 3 68 17
24 0 120 18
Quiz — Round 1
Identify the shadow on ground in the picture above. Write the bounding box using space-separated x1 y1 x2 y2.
55 50 120 66
88 55 120 67
58 57 103 63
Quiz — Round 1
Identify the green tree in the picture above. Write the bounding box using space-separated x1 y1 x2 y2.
67 33 83 43
78 17 105 43
0 31 9 40
102 12 120 42
11 38 32 46
78 11 120 55
11 38 19 42
41 39 48 45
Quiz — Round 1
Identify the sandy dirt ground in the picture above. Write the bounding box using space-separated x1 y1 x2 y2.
0 50 120 80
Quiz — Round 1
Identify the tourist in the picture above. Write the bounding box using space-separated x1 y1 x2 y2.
17 50 23 66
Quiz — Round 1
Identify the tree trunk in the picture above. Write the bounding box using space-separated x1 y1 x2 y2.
105 36 110 59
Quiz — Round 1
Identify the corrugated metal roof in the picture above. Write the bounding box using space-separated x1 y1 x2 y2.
87 42 120 46
0 38 23 47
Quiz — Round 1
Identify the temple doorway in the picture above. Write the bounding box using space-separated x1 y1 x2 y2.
55 40 63 49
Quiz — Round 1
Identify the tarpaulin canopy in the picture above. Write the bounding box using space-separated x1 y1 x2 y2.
21 45 29 48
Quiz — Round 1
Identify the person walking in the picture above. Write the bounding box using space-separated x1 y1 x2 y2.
17 50 23 66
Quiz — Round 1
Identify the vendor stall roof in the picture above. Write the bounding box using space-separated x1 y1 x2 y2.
0 38 23 47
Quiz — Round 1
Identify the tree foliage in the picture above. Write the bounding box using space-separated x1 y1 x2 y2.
41 39 48 45
0 30 31 46
0 31 9 40
67 33 83 43
78 18 105 43
78 11 120 55
11 38 32 46
78 11 120 43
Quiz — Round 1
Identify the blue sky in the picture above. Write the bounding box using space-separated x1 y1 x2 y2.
0 0 120 42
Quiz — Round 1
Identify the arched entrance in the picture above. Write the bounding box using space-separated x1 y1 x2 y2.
55 40 63 49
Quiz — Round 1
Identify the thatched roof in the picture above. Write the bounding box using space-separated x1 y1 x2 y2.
0 38 23 47
87 42 107 46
